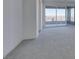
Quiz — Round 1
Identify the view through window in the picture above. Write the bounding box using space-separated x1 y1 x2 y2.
45 8 65 24
57 8 65 21
45 8 56 22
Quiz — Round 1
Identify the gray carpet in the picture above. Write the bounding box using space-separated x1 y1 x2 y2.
5 25 75 59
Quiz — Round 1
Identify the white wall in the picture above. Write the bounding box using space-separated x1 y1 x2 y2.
3 0 23 57
36 0 40 36
36 0 45 35
3 0 44 57
37 0 45 32
39 0 41 32
23 0 37 39
37 0 42 33
39 0 45 31
42 2 46 29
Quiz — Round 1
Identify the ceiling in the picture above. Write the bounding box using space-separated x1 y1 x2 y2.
43 0 75 7
44 0 75 2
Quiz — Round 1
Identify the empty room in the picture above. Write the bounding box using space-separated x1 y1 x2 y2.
3 0 75 59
